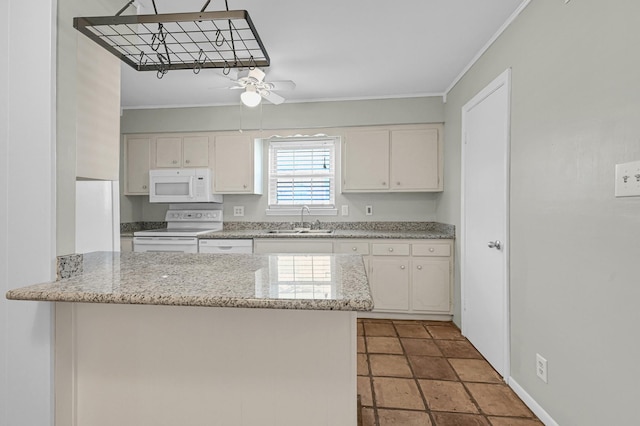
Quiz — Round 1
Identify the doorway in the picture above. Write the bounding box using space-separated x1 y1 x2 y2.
461 69 511 379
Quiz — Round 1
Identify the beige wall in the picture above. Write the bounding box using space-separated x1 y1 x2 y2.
438 0 640 424
120 97 445 223
56 0 125 255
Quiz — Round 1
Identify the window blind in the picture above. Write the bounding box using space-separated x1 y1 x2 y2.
268 138 337 208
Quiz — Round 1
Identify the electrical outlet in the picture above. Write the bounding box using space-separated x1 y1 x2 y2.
341 205 349 216
615 160 640 197
233 206 244 217
536 353 548 383
365 205 373 216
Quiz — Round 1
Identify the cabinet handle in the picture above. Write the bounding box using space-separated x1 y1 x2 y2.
429 248 435 253
417 265 423 270
388 247 394 252
185 159 191 164
142 185 147 189
396 181 401 186
400 265 405 270
352 247 357 251
243 184 247 189
172 160 178 164
382 181 386 186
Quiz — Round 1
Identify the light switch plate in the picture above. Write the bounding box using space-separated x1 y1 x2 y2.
341 205 349 216
615 160 640 197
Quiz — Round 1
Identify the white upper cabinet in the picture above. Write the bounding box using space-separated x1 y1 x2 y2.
342 130 390 191
153 135 210 168
213 134 263 194
342 124 443 192
390 128 441 191
124 136 151 195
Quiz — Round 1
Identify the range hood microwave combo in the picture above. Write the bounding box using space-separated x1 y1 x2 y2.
149 168 222 203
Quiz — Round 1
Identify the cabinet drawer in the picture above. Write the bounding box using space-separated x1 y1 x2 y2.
371 243 410 256
334 241 370 255
412 243 451 257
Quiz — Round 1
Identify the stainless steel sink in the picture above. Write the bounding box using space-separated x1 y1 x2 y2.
265 229 333 235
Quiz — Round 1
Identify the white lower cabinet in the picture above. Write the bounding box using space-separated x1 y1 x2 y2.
255 238 453 317
254 239 334 254
369 257 410 311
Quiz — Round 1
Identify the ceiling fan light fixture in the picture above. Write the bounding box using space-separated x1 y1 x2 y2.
241 86 262 107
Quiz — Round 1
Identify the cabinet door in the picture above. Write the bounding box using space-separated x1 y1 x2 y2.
390 128 440 191
369 257 410 311
411 258 450 312
214 135 257 193
154 137 182 167
120 237 133 252
254 239 334 254
182 136 209 167
342 130 390 191
125 137 151 194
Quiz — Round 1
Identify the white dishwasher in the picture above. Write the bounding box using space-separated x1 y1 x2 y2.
199 239 253 253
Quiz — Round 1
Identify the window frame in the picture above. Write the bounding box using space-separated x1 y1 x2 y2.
265 136 339 216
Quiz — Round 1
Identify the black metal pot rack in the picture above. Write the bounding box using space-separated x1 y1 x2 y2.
73 1 270 79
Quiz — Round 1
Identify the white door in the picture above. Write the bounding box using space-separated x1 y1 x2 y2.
461 69 511 378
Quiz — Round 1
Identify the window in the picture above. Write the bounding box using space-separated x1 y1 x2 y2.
267 136 338 214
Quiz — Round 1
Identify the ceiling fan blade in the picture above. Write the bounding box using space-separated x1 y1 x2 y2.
261 90 285 105
267 80 296 91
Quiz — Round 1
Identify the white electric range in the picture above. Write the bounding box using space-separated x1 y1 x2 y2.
133 208 223 253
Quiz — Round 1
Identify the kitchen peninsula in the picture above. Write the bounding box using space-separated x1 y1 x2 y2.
7 252 372 426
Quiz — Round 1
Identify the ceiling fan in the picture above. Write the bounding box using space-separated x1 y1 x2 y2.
226 68 296 107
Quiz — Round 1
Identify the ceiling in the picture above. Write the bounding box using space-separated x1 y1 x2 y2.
119 0 526 109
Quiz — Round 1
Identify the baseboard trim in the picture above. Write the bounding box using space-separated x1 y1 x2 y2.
357 312 453 321
508 377 559 426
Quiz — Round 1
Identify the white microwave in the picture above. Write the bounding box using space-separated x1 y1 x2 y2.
149 168 223 203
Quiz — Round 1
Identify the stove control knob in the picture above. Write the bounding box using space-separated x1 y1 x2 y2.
196 213 202 218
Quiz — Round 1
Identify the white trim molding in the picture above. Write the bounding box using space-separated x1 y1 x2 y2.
509 378 559 426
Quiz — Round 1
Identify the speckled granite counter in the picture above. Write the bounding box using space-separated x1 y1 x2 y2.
6 251 373 311
121 221 455 239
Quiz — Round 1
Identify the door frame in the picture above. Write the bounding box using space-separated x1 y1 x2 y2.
460 68 512 379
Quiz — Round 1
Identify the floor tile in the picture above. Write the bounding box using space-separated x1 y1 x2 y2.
449 358 503 383
419 379 478 413
426 325 465 340
402 338 443 356
488 417 544 426
366 336 404 354
466 383 533 417
357 376 373 406
369 354 413 378
395 323 431 338
434 340 483 358
361 407 376 426
408 356 458 380
357 353 369 376
431 412 490 425
364 322 397 337
357 336 366 353
378 409 433 425
373 377 425 410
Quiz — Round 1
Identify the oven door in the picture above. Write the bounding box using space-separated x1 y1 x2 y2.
133 237 198 253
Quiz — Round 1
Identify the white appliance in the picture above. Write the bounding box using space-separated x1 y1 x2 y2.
199 239 253 253
149 168 223 204
76 180 120 253
133 208 223 253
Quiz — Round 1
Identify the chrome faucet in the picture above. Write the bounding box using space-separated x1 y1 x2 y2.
300 205 311 229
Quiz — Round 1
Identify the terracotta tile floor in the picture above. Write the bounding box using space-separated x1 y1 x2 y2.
357 319 543 426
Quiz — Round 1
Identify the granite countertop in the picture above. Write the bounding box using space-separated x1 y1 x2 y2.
6 252 373 312
122 221 455 240
199 229 453 240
